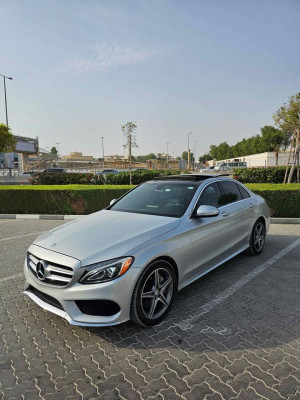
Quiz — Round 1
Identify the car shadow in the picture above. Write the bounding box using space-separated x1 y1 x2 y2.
81 233 300 356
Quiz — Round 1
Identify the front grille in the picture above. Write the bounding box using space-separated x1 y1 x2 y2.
27 252 74 287
75 300 121 316
27 285 64 311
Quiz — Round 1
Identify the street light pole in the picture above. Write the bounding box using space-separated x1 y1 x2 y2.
166 142 170 169
101 137 105 169
55 142 60 168
193 139 198 170
187 132 192 170
0 73 13 127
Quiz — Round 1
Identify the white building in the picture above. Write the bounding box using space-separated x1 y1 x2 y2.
208 150 291 168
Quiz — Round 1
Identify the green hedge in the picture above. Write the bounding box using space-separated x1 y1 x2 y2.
234 166 297 183
0 185 133 215
0 183 299 217
30 173 105 185
105 170 182 185
245 183 300 218
30 170 183 185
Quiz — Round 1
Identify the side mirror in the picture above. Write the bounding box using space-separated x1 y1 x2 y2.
196 205 219 217
110 199 117 206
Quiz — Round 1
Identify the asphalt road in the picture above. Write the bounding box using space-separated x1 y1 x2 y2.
0 220 299 400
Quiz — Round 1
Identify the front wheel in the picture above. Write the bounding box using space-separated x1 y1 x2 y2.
247 219 266 256
130 260 177 327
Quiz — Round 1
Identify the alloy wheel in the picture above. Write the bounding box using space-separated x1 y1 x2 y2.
140 267 173 319
253 222 265 252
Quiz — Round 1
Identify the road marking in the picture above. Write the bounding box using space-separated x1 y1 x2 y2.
176 238 300 331
0 273 23 283
0 231 44 242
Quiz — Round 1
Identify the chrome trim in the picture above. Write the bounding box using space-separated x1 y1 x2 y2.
27 252 74 287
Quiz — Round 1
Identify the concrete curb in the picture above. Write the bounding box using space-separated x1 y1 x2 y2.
0 214 299 224
0 214 86 220
270 218 300 224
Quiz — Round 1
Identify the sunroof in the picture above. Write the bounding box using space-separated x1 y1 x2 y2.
153 174 228 182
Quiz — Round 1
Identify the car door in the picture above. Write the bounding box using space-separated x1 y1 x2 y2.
217 180 254 253
186 180 254 284
183 182 231 284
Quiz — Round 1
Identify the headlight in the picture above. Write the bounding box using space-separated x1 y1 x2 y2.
79 257 134 284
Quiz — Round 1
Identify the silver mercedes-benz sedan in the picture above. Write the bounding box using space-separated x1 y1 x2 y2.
24 175 270 327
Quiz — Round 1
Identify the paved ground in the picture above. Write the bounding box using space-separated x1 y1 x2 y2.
0 220 299 400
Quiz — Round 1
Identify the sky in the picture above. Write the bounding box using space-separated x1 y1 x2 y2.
0 0 299 159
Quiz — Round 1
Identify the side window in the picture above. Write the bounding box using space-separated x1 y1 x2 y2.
237 184 250 199
218 181 242 206
196 183 222 208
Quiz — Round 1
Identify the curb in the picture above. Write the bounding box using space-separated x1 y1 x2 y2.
0 214 299 224
0 214 85 220
270 218 300 224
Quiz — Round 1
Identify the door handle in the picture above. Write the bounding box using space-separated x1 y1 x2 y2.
221 211 229 217
249 203 254 208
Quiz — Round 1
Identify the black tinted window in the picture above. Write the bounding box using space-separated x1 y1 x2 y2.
237 184 250 199
197 183 222 208
218 181 242 206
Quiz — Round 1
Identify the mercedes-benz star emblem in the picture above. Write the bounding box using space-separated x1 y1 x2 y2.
36 261 47 281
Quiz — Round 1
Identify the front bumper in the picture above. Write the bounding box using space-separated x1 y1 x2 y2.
24 245 141 326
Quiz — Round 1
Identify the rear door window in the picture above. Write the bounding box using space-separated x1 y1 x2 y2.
218 181 243 206
237 184 250 199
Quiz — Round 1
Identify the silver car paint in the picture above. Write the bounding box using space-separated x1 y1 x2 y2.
33 210 181 267
24 177 270 326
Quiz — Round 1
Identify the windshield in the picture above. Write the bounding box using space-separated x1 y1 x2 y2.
110 181 197 217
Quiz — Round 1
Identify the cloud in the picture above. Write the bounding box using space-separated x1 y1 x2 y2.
60 42 160 74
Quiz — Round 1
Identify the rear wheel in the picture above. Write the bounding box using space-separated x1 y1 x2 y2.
130 260 177 327
247 219 266 256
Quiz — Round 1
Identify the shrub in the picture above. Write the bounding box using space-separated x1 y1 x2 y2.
105 169 182 185
30 173 105 185
0 185 133 215
245 183 300 218
234 166 297 183
30 170 183 185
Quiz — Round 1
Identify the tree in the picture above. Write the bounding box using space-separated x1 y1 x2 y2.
50 146 58 155
198 153 212 164
156 153 166 161
182 151 194 162
0 124 16 153
122 122 138 185
273 93 300 183
145 153 156 160
260 126 285 165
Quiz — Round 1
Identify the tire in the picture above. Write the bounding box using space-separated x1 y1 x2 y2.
130 260 177 327
247 219 266 256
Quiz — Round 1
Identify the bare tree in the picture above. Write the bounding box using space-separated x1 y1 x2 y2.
122 122 138 185
273 93 300 183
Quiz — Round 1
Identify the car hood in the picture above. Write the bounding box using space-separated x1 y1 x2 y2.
33 210 180 266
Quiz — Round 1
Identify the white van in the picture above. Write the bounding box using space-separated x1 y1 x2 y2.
215 161 247 172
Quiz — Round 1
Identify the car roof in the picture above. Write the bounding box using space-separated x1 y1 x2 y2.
152 174 230 184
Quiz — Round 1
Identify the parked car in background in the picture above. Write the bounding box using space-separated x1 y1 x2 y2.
18 171 36 176
199 166 215 173
97 169 119 175
24 174 270 327
215 161 247 172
